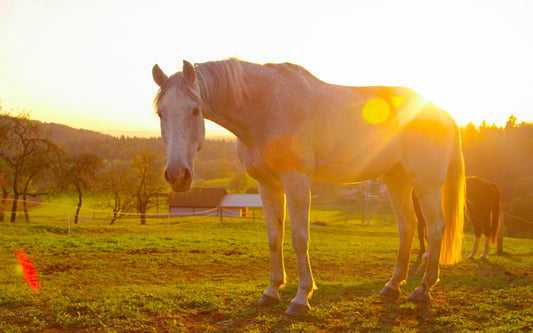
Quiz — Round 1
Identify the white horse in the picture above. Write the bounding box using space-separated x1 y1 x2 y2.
152 58 465 315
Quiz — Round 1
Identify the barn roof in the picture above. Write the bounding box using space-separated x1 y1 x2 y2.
220 194 263 208
168 188 227 207
167 188 263 208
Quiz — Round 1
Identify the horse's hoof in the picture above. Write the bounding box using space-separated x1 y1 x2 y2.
379 285 400 299
285 302 310 316
258 294 280 306
408 286 431 303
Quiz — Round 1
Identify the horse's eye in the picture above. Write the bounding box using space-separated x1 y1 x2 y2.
192 106 200 116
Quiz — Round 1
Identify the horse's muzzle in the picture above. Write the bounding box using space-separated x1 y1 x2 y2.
165 167 192 192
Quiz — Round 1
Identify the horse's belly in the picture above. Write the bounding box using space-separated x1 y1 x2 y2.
313 152 398 184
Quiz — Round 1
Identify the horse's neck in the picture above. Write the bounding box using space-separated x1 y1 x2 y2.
204 108 254 143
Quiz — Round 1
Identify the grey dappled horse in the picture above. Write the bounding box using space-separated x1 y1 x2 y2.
152 59 465 315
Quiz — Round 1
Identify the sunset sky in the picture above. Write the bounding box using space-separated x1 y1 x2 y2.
1 0 532 137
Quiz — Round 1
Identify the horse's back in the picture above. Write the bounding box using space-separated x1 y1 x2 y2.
467 177 497 206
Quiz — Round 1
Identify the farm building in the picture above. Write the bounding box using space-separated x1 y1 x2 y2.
167 188 262 217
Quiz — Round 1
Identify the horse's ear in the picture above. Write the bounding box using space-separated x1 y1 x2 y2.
183 60 196 83
152 64 168 87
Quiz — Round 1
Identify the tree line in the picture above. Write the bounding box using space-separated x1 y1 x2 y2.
462 116 533 235
1 105 533 234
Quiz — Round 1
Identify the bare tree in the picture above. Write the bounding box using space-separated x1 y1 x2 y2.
0 111 60 222
59 154 102 224
0 171 8 222
95 159 135 224
130 149 166 225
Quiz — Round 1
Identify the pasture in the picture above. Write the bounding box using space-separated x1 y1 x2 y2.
1 204 532 332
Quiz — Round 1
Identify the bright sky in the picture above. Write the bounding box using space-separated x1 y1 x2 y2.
1 0 532 137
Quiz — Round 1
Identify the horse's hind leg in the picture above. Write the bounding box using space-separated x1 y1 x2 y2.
413 193 427 260
380 166 417 299
257 182 287 305
469 213 484 259
408 187 445 303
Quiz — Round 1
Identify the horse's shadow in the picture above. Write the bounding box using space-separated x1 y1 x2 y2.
408 258 427 279
473 256 515 278
377 294 437 331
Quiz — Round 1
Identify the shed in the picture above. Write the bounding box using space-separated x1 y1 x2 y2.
168 188 262 217
220 194 263 217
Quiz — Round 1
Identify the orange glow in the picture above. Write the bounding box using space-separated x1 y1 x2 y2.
17 250 40 293
362 98 390 124
263 134 303 173
405 118 450 143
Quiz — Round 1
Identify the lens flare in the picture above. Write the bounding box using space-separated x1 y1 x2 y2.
263 134 303 173
362 98 390 124
17 250 40 293
391 95 405 108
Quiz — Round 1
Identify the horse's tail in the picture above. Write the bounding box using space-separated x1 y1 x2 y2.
440 120 466 265
490 182 502 244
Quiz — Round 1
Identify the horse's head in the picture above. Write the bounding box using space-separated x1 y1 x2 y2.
152 61 205 192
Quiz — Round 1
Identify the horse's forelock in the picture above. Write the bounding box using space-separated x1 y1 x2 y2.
153 75 191 115
153 75 176 115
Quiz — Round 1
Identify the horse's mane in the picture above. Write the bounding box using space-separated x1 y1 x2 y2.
153 58 322 114
264 62 321 82
195 58 250 109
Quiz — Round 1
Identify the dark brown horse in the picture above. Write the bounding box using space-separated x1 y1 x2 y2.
415 176 501 260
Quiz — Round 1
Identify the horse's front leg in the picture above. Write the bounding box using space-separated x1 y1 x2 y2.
282 173 316 316
469 236 481 259
480 235 490 259
257 182 287 305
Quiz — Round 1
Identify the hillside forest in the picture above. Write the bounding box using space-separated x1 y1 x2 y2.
1 108 532 236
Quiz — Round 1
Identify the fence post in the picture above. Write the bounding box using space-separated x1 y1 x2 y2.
66 204 71 236
497 212 504 254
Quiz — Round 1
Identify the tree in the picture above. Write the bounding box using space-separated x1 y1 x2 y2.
130 149 166 225
0 171 8 222
95 160 135 224
0 111 61 222
505 114 517 130
59 154 103 224
229 172 249 193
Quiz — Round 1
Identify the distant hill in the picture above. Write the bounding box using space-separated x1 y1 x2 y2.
42 122 114 145
2 114 242 178
37 119 239 164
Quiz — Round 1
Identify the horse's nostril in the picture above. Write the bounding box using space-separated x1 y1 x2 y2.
164 168 191 185
183 168 191 180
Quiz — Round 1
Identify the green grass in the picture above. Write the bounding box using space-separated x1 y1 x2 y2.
1 205 532 332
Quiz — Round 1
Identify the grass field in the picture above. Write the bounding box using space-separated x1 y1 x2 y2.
1 204 532 332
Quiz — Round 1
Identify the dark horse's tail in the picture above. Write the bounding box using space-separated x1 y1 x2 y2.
490 182 502 244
